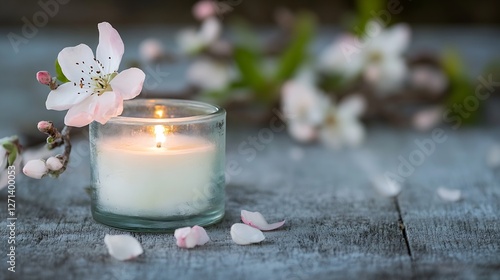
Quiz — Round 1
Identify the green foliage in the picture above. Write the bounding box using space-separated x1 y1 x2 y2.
274 12 316 83
233 46 268 101
55 59 70 83
1 137 19 166
353 0 385 36
442 49 478 125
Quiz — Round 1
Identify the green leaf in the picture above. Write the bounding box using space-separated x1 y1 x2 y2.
55 59 70 83
2 142 15 153
7 148 17 166
233 46 268 101
353 0 385 36
442 49 478 125
273 12 316 83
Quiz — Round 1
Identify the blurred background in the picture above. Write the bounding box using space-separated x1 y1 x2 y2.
0 0 499 148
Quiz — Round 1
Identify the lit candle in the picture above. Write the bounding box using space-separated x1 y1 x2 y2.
90 100 225 229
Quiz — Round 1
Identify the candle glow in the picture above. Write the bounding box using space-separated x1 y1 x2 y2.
155 125 166 148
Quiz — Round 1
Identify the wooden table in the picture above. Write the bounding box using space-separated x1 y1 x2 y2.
1 125 499 279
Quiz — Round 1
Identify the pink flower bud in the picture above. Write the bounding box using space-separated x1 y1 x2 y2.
193 0 217 21
46 157 63 171
23 159 48 179
37 121 53 132
36 71 52 85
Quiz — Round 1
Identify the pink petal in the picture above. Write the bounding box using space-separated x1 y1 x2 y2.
46 82 92 111
241 210 285 231
96 22 124 74
63 96 98 127
109 68 145 100
57 44 98 82
93 91 124 125
104 234 143 261
230 223 265 245
437 187 461 202
174 226 210 249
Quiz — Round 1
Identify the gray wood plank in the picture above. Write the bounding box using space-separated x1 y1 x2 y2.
0 126 411 280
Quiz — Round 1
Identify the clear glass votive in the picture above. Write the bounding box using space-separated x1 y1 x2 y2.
89 99 226 232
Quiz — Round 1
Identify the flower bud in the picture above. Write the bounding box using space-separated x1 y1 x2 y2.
46 156 64 171
193 0 217 21
37 121 53 133
23 159 48 179
36 71 52 85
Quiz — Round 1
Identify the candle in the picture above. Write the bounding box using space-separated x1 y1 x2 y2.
90 99 226 231
95 133 216 217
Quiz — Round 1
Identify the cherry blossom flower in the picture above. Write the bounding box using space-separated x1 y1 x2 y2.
241 210 285 231
104 234 143 261
139 38 164 63
230 223 265 245
187 58 231 91
177 17 221 54
319 95 366 149
319 23 410 94
174 226 210 249
45 22 145 127
281 80 330 142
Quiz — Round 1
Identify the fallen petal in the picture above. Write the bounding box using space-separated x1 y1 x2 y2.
174 225 210 249
372 175 402 197
231 223 265 245
104 234 143 261
241 210 285 231
437 187 461 202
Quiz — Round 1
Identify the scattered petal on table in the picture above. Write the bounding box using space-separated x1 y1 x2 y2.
372 175 402 197
104 234 143 261
174 226 210 248
437 187 461 202
231 223 265 245
241 210 285 231
486 144 500 168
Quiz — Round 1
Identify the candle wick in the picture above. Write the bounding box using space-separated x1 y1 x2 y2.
156 142 162 148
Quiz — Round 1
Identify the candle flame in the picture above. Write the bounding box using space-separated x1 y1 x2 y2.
155 125 166 148
154 105 165 118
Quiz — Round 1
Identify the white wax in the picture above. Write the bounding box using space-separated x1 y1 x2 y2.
96 134 216 217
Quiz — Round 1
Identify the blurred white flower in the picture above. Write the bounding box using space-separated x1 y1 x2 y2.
177 17 221 54
319 23 410 94
187 58 231 91
139 38 164 63
319 95 366 149
409 65 448 94
412 106 443 131
281 80 330 142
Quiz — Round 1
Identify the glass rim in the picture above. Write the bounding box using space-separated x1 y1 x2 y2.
107 99 225 125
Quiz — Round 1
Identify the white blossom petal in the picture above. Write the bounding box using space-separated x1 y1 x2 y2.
200 17 221 44
63 95 98 127
57 44 99 82
241 210 285 231
104 234 143 261
177 29 204 54
93 92 124 125
96 22 124 74
281 81 329 125
110 68 146 100
368 57 407 94
23 159 48 179
174 226 210 249
437 187 461 202
318 34 364 79
486 145 500 168
288 122 317 143
372 175 402 197
46 82 93 111
230 223 265 245
187 59 231 90
338 94 366 119
379 23 411 55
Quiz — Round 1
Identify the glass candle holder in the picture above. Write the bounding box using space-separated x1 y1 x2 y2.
89 99 226 232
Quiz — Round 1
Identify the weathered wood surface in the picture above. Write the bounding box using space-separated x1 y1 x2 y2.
1 126 499 279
